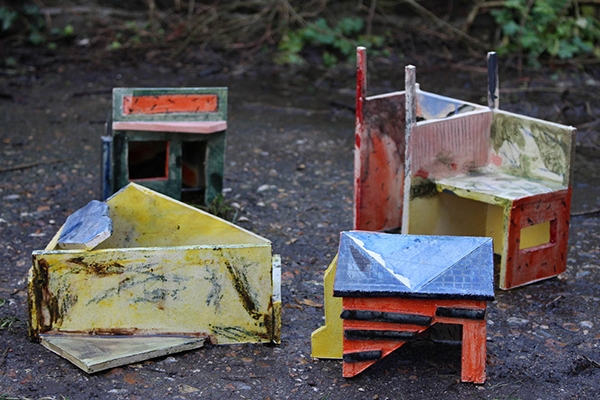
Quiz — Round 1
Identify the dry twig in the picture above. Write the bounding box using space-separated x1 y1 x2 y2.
0 159 62 174
401 0 488 49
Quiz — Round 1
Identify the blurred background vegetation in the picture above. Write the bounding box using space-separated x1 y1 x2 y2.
0 0 599 71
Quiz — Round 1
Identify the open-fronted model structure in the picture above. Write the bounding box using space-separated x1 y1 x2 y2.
313 49 574 380
29 183 280 373
353 49 575 290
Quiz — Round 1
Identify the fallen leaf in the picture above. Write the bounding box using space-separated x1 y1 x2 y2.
562 322 580 332
281 271 295 283
179 384 200 393
124 372 140 385
299 298 323 308
545 338 567 348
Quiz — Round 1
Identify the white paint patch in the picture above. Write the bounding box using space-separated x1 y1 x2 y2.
348 234 412 288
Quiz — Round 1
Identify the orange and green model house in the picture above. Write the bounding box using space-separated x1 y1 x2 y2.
102 87 228 205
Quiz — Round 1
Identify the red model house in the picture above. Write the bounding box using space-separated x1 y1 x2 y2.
334 231 495 383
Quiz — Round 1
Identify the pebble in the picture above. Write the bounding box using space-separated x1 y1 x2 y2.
580 321 594 329
507 317 530 325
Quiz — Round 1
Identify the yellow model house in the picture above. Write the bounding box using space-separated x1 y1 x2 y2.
28 183 281 373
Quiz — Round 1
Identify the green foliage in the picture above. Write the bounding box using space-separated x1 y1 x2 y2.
491 0 600 66
275 17 387 67
0 7 18 31
194 194 239 223
0 316 18 330
0 3 76 49
0 297 18 331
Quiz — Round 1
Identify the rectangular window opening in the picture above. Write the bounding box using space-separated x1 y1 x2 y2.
128 140 169 180
181 141 207 190
519 220 552 251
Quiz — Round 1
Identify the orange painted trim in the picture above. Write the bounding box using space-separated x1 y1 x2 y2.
341 297 488 382
123 94 218 115
461 320 487 383
503 188 571 289
344 297 486 315
344 320 425 331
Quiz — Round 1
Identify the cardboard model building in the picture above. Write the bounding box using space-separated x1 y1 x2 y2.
28 183 281 373
314 231 494 383
353 49 576 290
102 87 227 205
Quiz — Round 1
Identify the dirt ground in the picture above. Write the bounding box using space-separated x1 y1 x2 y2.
1 12 600 400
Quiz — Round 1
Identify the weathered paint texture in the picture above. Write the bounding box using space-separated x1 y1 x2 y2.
114 88 227 122
341 297 488 383
331 232 492 383
355 93 406 232
503 188 571 289
29 184 280 372
490 110 575 186
411 110 492 180
352 47 576 290
123 94 218 115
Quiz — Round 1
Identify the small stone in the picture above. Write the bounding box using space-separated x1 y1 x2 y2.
107 389 128 395
507 317 529 325
257 184 271 192
580 321 594 329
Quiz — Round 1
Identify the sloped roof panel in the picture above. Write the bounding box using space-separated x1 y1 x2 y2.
334 231 494 300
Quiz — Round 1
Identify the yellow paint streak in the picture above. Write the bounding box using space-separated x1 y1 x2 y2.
31 241 274 344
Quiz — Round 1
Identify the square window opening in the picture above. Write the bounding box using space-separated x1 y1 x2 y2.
519 220 552 250
128 140 169 180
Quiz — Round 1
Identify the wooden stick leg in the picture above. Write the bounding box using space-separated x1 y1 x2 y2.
461 320 487 383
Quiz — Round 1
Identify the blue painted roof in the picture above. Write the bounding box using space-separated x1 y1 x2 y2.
333 231 494 300
57 200 112 250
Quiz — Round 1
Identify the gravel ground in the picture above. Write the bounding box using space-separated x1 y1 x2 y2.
1 57 600 399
